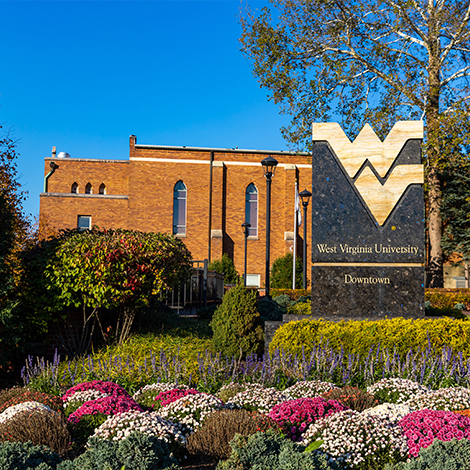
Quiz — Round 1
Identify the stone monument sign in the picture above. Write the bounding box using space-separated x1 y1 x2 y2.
311 121 425 318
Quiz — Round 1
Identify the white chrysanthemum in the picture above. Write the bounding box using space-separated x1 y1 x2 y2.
158 393 224 434
226 386 288 414
301 410 408 468
91 410 186 446
63 390 109 407
362 403 415 423
132 382 189 401
283 380 338 400
367 378 429 404
405 386 470 411
0 401 56 424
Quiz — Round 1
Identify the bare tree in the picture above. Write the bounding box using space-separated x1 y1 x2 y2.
240 0 470 286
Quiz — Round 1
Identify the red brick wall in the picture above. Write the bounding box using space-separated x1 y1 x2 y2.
40 139 313 287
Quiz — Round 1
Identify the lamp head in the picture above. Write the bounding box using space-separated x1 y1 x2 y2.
299 189 312 206
261 155 279 178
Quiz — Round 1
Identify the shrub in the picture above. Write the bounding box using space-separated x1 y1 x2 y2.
210 284 264 358
0 441 62 470
404 386 470 411
398 409 470 457
57 432 179 470
386 438 470 470
257 298 282 322
273 295 292 308
270 317 470 359
187 409 280 460
62 380 130 403
63 390 109 417
287 302 311 316
158 393 225 435
283 380 337 400
367 378 429 404
91 410 185 448
217 428 334 470
152 388 200 410
0 401 55 424
209 254 240 285
268 397 349 441
270 289 310 300
425 288 470 309
132 383 189 409
216 383 250 403
0 408 71 456
321 386 378 412
270 253 303 289
69 412 108 446
362 403 416 424
226 384 288 414
0 388 62 413
302 410 408 470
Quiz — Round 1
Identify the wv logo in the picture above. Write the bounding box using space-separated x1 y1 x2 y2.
313 121 424 226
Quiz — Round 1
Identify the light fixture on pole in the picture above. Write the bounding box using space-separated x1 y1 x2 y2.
241 222 251 287
299 189 312 290
261 155 279 299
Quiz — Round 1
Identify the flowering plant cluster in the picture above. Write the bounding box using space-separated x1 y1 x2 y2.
216 382 251 402
153 388 200 410
91 410 186 446
367 378 429 404
0 401 57 424
62 380 131 403
405 386 470 411
302 410 408 469
398 409 470 457
268 397 348 441
283 380 337 400
226 385 288 414
158 393 224 435
63 389 108 406
362 403 416 424
0 390 62 414
67 395 142 425
132 382 188 402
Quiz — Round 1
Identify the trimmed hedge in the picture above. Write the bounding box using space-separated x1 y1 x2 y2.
425 288 470 309
270 289 309 300
270 317 470 358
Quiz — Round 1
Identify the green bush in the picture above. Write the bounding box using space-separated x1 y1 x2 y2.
425 288 470 309
210 284 264 358
0 441 62 470
385 438 470 470
216 429 333 470
270 317 470 359
271 289 310 300
270 254 303 289
68 413 107 447
287 302 311 316
57 432 179 470
209 254 240 285
257 298 283 322
273 295 292 308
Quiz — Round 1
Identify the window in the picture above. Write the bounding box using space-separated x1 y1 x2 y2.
246 274 260 287
77 215 91 231
173 180 187 235
245 183 258 237
71 182 78 194
99 183 106 195
85 183 92 194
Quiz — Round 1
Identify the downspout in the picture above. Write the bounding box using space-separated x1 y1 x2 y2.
44 161 59 192
207 151 214 263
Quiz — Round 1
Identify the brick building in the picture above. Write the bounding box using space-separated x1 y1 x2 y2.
40 136 311 288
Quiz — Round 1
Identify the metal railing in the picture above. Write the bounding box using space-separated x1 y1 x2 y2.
162 259 224 315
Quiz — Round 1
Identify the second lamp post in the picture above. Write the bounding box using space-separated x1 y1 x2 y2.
299 189 312 290
261 155 278 299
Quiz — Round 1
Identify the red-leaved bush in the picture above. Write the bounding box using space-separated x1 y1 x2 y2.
268 397 349 441
398 409 470 457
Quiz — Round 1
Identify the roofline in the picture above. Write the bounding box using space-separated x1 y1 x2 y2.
134 143 310 156
44 157 129 163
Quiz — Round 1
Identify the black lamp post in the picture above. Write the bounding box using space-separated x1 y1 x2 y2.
261 155 279 299
242 222 251 287
299 189 312 290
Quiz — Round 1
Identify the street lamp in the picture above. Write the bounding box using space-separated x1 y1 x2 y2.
242 222 251 287
261 155 279 299
299 189 312 290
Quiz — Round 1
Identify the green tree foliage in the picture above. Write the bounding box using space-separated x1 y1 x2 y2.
270 253 302 289
240 0 470 287
46 228 192 352
210 284 264 358
208 253 240 285
441 158 470 263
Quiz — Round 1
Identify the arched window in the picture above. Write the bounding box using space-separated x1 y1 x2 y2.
71 182 78 194
85 183 92 194
173 180 187 235
99 183 106 195
245 183 258 237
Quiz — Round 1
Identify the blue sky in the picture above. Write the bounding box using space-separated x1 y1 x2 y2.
0 0 292 219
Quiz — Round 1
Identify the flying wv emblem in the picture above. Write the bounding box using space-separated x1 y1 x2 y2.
312 121 424 226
